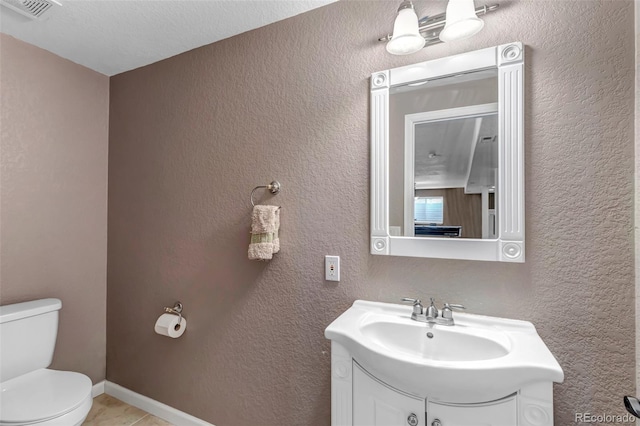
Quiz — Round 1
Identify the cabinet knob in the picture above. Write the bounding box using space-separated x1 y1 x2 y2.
431 419 442 426
407 413 419 426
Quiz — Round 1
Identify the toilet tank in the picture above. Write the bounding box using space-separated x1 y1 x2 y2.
0 298 62 382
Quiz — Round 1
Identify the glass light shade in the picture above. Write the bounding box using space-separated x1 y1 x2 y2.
386 7 425 55
439 0 485 42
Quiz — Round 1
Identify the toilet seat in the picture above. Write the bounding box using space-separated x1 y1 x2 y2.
0 369 92 425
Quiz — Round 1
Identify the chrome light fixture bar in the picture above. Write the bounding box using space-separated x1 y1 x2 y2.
379 3 499 50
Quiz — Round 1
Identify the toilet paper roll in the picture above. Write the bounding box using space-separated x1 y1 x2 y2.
154 313 187 338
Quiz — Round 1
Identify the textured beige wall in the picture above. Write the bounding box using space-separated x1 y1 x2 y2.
634 0 640 392
107 1 635 424
0 34 109 383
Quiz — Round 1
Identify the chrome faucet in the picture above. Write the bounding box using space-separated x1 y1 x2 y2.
425 298 438 320
401 298 465 325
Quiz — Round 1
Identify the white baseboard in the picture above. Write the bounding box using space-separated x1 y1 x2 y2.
92 380 105 397
104 381 214 426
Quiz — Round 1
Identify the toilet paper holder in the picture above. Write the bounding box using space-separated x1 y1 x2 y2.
163 302 183 326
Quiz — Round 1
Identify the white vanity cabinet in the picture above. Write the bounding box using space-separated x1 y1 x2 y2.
353 363 425 426
330 340 556 426
351 358 517 426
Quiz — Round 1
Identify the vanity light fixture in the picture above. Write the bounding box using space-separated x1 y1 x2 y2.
379 1 499 55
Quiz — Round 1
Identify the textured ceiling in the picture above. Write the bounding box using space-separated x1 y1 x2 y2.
0 0 336 76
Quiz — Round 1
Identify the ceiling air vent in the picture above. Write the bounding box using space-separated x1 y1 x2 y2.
0 0 61 19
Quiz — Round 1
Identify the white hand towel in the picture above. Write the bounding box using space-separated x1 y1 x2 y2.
248 205 280 261
272 209 280 254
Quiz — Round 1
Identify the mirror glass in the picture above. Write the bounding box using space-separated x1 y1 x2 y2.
370 43 525 262
388 70 498 239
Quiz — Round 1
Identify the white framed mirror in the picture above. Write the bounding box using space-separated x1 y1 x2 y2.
370 42 524 262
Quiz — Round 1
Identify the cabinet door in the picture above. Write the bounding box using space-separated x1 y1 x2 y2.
427 396 517 426
353 363 425 426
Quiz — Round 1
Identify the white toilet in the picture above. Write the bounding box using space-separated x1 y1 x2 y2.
0 299 93 426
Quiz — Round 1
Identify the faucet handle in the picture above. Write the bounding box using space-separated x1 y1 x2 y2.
401 298 423 315
441 303 465 320
443 303 465 310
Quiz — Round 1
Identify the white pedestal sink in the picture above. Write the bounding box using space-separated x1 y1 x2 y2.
325 300 564 426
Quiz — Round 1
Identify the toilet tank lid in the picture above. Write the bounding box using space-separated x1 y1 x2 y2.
0 299 62 324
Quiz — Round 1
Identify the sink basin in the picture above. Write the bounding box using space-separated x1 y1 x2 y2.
325 300 563 403
361 320 510 362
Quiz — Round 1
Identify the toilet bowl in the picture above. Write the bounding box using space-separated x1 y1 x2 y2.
0 299 93 426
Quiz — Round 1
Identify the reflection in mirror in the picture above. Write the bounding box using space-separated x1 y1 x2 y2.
370 42 525 262
389 69 498 239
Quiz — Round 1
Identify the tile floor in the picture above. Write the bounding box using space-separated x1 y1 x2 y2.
83 394 174 426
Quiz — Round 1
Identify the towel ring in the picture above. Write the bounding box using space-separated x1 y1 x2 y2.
250 181 281 207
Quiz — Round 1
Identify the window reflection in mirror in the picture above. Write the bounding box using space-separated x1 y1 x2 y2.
388 69 499 239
